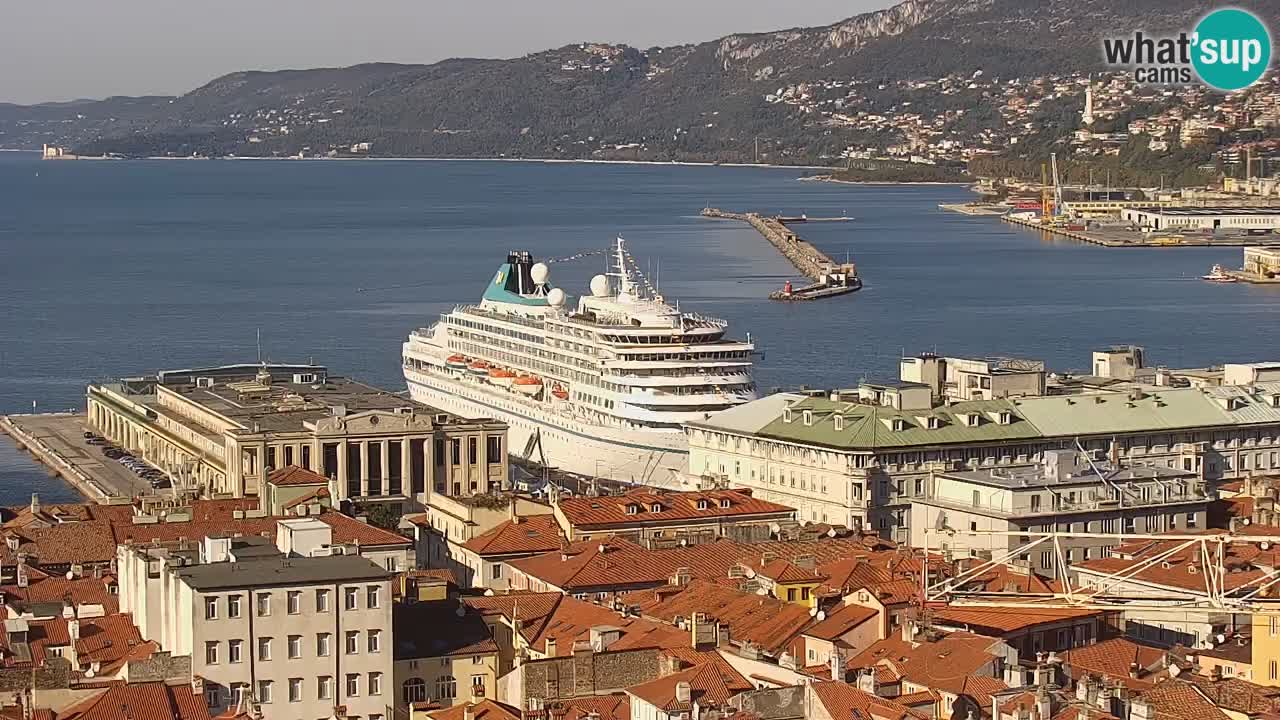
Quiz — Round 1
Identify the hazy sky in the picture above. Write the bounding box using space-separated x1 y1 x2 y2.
2 1 894 105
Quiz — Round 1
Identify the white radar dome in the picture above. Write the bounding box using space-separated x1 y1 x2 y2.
530 262 550 285
590 274 610 297
546 288 566 307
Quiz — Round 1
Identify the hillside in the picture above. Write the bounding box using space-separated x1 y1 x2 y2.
2 0 1276 165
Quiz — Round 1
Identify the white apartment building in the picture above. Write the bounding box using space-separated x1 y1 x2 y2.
118 520 395 720
688 358 1280 541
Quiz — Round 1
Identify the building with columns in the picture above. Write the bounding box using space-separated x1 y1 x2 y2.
86 363 509 510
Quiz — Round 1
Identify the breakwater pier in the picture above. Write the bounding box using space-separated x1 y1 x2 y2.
701 207 861 300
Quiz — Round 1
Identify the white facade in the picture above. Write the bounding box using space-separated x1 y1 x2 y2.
118 535 394 720
1121 207 1280 231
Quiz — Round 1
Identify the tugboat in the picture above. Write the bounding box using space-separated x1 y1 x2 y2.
1202 264 1238 283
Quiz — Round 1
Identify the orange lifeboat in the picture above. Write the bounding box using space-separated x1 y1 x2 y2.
489 368 517 388
468 360 491 375
513 375 544 396
551 384 569 401
445 354 468 369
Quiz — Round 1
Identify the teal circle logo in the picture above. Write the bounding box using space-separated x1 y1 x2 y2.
1192 8 1271 91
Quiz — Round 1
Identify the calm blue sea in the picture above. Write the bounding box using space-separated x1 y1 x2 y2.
1 152 1277 500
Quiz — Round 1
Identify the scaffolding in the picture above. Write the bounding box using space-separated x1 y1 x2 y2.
922 528 1280 615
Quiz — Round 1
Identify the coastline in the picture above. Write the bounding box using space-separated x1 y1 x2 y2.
801 174 970 186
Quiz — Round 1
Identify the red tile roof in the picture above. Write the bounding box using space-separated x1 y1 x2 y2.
57 681 210 720
932 606 1102 635
804 603 880 641
557 489 794 530
463 593 683 657
546 695 630 720
1075 538 1273 594
0 574 119 614
427 700 521 720
266 465 328 486
847 631 1006 700
462 515 562 556
1183 675 1280 716
626 661 752 712
810 681 926 720
629 579 815 657
510 537 916 593
0 499 408 572
1061 638 1169 689
1135 679 1231 720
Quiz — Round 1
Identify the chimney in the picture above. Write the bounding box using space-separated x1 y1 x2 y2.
1035 687 1052 720
675 681 692 706
545 637 557 657
464 704 475 720
510 496 521 524
29 494 39 516
1095 685 1113 713
1130 698 1154 720
856 668 877 695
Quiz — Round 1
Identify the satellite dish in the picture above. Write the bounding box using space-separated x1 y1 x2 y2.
455 605 466 618
809 607 818 617
547 288 566 307
816 611 826 621
66 571 74 580
590 274 610 297
530 263 550 285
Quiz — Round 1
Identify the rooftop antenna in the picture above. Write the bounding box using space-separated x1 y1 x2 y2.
256 328 263 365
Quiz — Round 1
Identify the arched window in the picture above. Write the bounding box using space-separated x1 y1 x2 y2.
403 678 427 705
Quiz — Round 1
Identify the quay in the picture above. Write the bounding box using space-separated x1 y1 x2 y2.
1001 214 1280 248
701 207 861 300
0 413 142 502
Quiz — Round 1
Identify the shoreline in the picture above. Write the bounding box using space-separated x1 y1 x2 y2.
801 175 970 186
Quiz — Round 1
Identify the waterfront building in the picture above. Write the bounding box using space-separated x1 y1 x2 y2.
909 450 1210 579
1120 206 1280 231
551 487 795 546
117 526 395 719
86 363 508 508
901 353 1045 402
688 351 1280 541
1245 246 1280 278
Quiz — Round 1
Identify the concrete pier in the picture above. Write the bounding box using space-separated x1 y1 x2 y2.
701 207 861 299
0 413 148 502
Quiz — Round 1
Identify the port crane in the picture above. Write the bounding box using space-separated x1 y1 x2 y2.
1040 153 1065 221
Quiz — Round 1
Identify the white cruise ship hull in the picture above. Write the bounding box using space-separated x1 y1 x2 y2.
405 366 690 488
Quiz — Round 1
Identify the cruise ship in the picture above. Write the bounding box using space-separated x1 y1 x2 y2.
402 239 756 486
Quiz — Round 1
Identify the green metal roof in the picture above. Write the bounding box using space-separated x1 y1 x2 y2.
754 396 1040 450
695 381 1280 452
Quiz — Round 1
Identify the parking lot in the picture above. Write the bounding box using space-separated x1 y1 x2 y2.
3 414 159 499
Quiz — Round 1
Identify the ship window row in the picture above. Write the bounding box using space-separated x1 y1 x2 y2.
574 391 615 410
611 367 749 378
449 329 596 372
449 341 620 391
600 333 723 345
621 351 751 361
545 322 595 341
447 316 544 346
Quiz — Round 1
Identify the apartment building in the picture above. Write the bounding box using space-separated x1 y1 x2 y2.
910 450 1211 578
117 521 395 720
86 362 508 505
689 359 1280 541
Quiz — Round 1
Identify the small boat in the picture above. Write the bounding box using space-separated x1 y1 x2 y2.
1202 265 1238 283
445 354 469 369
551 384 569 401
468 360 491 375
513 376 544 396
488 368 516 388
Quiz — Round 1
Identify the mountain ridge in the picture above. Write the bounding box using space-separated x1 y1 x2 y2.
2 0 1276 165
